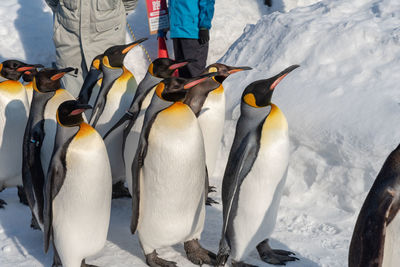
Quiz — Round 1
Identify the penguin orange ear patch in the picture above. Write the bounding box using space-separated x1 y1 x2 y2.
51 73 66 81
270 73 289 90
209 67 218 73
243 93 259 108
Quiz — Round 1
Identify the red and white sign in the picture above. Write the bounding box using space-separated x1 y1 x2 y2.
146 0 169 35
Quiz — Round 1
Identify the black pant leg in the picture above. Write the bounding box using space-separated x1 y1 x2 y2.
172 38 209 78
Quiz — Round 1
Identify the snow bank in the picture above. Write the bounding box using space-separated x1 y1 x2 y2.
217 0 400 266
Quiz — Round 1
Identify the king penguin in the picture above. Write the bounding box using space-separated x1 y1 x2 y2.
22 67 40 105
216 65 300 267
22 67 75 230
44 100 111 267
184 64 252 179
88 38 147 130
349 144 400 267
129 73 218 266
104 57 193 198
0 59 42 82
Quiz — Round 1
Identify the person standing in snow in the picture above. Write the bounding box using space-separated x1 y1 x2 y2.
44 0 138 97
167 0 215 78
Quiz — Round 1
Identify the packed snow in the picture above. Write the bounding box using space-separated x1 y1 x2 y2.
1 0 400 266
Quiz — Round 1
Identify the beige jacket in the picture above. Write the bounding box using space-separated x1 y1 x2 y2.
45 0 137 95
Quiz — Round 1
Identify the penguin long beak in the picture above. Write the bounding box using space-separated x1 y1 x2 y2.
70 104 92 115
270 65 300 90
16 64 44 72
122 38 148 54
169 59 197 70
227 66 252 74
183 72 219 89
50 67 76 81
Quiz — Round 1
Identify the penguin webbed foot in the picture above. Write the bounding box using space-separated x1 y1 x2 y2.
206 197 219 206
231 260 258 267
146 250 177 267
0 198 7 209
256 239 299 265
30 215 41 230
184 239 217 265
112 181 131 199
17 186 29 206
81 259 99 267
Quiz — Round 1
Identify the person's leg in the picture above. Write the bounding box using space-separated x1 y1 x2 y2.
173 38 191 78
179 39 209 78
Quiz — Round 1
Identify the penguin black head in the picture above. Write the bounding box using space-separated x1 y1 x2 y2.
155 72 219 102
206 63 252 84
33 67 75 93
242 65 299 108
57 100 92 127
102 38 148 68
0 60 43 81
149 58 196 78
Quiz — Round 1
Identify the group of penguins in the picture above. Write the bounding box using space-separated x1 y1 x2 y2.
0 37 399 267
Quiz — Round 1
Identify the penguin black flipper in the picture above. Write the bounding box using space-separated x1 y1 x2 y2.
44 135 74 252
217 128 263 265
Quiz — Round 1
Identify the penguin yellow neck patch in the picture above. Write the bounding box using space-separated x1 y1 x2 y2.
75 123 95 139
211 84 224 95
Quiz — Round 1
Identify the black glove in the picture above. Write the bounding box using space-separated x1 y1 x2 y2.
265 0 272 7
199 29 210 45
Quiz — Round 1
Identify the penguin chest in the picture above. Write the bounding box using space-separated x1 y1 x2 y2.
95 72 137 136
52 128 112 259
382 211 400 267
198 89 225 177
0 81 29 183
138 103 206 249
42 90 74 175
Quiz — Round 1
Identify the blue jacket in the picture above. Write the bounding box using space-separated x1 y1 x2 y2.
168 0 215 39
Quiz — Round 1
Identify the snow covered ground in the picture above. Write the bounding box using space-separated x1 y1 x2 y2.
1 0 400 266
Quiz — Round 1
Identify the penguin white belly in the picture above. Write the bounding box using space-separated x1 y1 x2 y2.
198 89 225 177
137 104 206 254
41 90 74 175
382 211 400 267
231 130 289 261
0 83 29 188
52 130 112 267
125 88 155 195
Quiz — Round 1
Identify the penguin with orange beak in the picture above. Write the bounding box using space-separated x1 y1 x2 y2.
22 67 76 230
0 60 42 82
